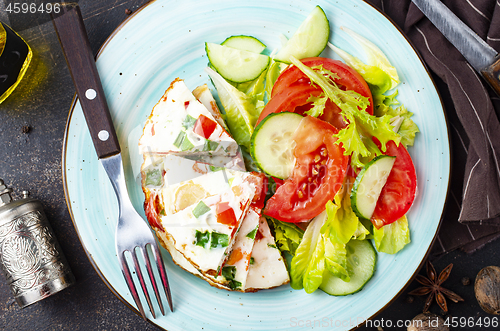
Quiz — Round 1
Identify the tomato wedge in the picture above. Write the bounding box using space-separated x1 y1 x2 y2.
371 140 417 228
263 116 348 223
257 57 373 129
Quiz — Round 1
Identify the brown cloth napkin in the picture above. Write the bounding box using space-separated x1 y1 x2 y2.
367 0 500 254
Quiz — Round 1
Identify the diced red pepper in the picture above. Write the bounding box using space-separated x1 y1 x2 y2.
216 202 238 227
193 114 217 139
226 247 247 265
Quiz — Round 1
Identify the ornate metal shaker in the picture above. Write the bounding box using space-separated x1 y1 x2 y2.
0 179 75 308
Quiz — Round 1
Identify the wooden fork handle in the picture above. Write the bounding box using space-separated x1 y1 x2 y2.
51 3 120 158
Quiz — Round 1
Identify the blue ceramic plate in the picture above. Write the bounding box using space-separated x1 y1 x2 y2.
63 0 450 330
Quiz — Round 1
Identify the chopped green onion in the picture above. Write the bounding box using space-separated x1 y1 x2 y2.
144 168 162 186
194 230 210 248
211 232 229 248
192 201 211 218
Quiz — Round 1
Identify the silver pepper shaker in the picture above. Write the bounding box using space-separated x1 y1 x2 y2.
0 179 75 308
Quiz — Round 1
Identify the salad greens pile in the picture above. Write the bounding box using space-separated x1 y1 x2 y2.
206 21 418 295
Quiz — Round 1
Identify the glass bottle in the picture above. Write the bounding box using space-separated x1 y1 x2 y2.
0 22 32 104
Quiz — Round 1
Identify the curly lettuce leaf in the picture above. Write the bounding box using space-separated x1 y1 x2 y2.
373 215 410 254
304 94 328 117
205 67 261 149
290 56 400 169
373 90 400 116
267 217 304 256
387 106 419 148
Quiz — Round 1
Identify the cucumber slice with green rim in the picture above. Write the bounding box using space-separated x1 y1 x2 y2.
351 155 396 220
221 35 266 53
319 239 377 296
206 42 270 83
250 112 303 179
273 5 330 63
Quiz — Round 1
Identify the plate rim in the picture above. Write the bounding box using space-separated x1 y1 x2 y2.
61 0 451 329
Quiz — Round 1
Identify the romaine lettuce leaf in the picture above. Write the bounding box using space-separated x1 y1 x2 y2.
205 67 261 149
290 210 350 293
322 188 359 245
290 210 327 290
373 215 410 254
267 217 304 256
302 237 326 293
265 60 287 98
324 237 349 281
352 220 371 240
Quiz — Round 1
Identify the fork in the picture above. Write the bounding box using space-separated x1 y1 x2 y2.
51 4 173 319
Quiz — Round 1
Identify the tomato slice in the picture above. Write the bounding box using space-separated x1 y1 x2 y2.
271 57 373 114
371 140 417 228
257 82 348 129
263 116 348 223
257 57 373 129
144 192 164 231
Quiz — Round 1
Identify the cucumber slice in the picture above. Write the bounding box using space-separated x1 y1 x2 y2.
250 112 303 179
273 6 330 63
351 155 396 220
320 239 377 296
221 35 266 53
206 42 270 83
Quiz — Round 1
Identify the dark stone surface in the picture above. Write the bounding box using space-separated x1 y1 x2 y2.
0 0 498 330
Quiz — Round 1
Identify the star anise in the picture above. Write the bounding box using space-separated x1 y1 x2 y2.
408 261 464 313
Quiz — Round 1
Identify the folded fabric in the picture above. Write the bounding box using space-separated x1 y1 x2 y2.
368 0 500 253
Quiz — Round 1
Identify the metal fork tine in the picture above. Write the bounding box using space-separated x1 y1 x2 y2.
119 252 147 320
131 248 156 319
142 244 165 316
153 244 173 312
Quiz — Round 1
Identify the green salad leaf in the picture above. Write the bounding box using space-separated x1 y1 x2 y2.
335 26 400 91
265 60 287 98
205 67 261 149
290 184 375 293
290 210 327 290
322 188 359 245
373 215 410 254
323 237 349 281
267 217 304 256
302 235 326 293
328 42 392 95
304 94 328 117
